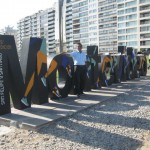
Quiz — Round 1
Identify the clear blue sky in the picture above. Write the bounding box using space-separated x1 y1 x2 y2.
0 0 54 30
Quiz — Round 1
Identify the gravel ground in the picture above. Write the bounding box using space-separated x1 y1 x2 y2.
0 78 150 150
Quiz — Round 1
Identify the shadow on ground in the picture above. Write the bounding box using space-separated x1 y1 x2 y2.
36 79 150 150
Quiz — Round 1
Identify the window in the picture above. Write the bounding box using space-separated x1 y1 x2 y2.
89 26 97 30
126 0 137 7
118 4 124 9
80 11 88 17
89 32 97 36
127 41 137 46
118 29 126 34
125 7 137 14
89 21 97 25
126 14 137 20
126 34 137 40
118 36 126 41
118 10 124 15
118 16 125 22
118 23 125 28
80 33 88 38
126 21 137 27
126 28 137 33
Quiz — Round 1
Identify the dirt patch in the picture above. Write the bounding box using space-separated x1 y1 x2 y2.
0 126 12 136
140 131 150 150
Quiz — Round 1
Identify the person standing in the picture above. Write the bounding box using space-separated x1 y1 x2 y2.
71 43 87 98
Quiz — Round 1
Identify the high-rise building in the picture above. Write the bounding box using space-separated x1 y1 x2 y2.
65 0 100 52
117 0 139 50
65 0 73 52
139 0 150 51
117 0 150 52
17 0 150 55
65 0 117 52
17 8 55 56
72 0 89 52
98 0 117 52
17 0 65 56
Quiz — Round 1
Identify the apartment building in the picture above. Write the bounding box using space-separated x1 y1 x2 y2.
98 0 117 52
65 0 100 52
65 0 150 53
117 0 150 52
17 8 55 56
17 0 150 55
71 0 90 52
139 0 150 51
65 0 73 52
88 0 99 48
117 0 139 51
65 0 117 52
17 0 66 56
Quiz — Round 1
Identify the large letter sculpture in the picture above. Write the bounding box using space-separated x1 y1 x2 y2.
126 47 137 79
0 35 24 115
0 36 48 115
20 37 48 106
98 53 113 86
0 35 148 116
136 54 147 76
41 53 74 99
86 46 100 89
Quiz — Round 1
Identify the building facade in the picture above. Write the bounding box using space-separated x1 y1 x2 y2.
65 0 118 52
139 0 150 51
17 8 55 56
17 0 150 54
117 0 150 52
98 0 117 52
65 0 73 52
72 0 89 52
17 0 65 56
117 0 139 51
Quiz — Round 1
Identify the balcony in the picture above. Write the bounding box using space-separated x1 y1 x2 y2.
67 16 72 20
48 36 55 40
140 33 150 39
73 30 80 34
98 0 116 6
99 6 117 12
66 11 72 15
140 0 150 4
48 46 55 49
140 5 150 11
66 7 72 11
140 19 150 25
140 26 150 32
66 25 73 29
48 17 54 20
73 34 80 39
73 25 80 29
99 24 117 29
66 34 72 38
99 19 117 24
140 12 150 18
140 40 150 46
73 19 80 24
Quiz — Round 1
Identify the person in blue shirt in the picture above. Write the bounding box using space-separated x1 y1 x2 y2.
71 43 87 98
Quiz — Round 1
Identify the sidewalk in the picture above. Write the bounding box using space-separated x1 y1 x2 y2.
0 76 149 130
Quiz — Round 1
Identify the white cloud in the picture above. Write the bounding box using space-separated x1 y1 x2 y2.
0 0 54 29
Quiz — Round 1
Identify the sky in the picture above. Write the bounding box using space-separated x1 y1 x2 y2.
0 0 55 30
